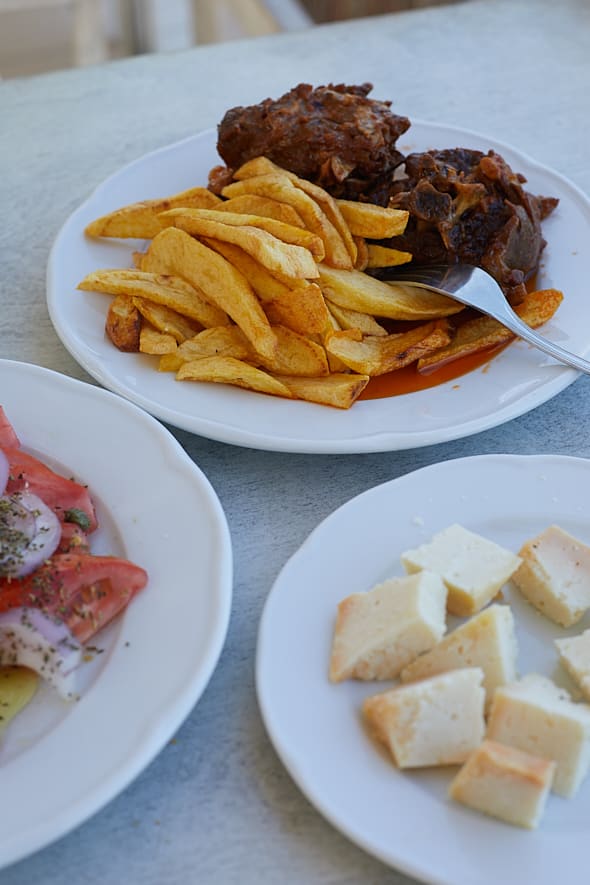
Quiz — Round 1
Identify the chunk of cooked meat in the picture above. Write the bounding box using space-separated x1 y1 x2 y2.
214 82 410 203
384 148 558 303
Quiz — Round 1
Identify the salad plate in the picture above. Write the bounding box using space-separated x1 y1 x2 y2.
0 359 232 869
47 121 590 454
256 454 590 884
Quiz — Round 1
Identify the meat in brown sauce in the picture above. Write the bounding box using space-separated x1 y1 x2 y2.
212 84 558 303
384 148 558 303
214 82 410 202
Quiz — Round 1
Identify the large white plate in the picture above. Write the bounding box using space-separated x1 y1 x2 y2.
0 359 232 869
48 122 590 454
256 454 590 885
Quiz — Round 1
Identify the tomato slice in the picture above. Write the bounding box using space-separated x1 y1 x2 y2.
0 406 19 449
0 553 148 643
4 448 98 532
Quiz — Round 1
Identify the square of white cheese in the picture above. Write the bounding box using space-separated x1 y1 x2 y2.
486 673 590 797
556 629 590 701
329 570 447 682
513 525 590 627
449 739 555 829
363 667 485 768
400 603 518 712
401 524 521 617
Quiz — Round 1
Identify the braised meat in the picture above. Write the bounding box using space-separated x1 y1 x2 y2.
385 148 558 303
214 82 410 202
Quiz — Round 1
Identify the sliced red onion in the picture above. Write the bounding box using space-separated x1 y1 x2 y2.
0 449 8 496
0 491 61 578
0 607 82 698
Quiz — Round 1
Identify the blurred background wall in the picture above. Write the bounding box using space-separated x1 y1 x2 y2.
0 0 462 79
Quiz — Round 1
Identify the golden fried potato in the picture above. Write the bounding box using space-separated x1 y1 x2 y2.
203 238 332 336
0 667 38 735
326 301 388 337
139 324 178 355
221 173 353 270
353 236 369 271
326 320 451 375
276 373 369 409
318 266 463 321
160 323 328 378
159 209 319 281
336 200 409 239
176 356 293 398
218 194 305 227
132 297 202 342
105 294 142 351
233 156 357 265
78 268 231 329
140 228 278 360
417 289 564 372
366 245 413 268
162 207 325 260
85 186 221 239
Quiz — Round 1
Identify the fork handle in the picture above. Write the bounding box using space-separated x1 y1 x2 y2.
495 304 590 375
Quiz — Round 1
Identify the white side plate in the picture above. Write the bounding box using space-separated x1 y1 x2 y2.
0 360 232 869
47 122 590 453
257 454 590 885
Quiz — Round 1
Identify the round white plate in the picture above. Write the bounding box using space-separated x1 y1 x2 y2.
0 359 232 869
256 454 590 885
47 122 590 454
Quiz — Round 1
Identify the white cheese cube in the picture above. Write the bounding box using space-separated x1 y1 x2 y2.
513 525 590 627
329 570 447 682
400 604 518 711
486 673 590 797
401 524 521 617
363 667 485 768
449 739 556 829
556 629 590 701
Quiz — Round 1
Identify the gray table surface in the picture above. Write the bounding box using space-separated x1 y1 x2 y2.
1 0 589 882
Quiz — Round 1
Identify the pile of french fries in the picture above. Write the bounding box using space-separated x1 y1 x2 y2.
79 156 563 409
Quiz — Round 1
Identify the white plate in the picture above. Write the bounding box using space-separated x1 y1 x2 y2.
256 454 590 885
0 359 232 869
47 122 590 454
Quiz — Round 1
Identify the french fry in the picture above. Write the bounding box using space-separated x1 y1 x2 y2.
221 173 353 270
326 320 452 376
139 324 178 355
336 200 409 239
318 266 463 321
353 236 369 271
78 269 231 329
275 373 369 409
366 244 413 268
159 209 319 281
218 194 305 228
417 289 564 372
160 323 328 377
85 186 221 239
105 294 142 351
203 238 332 336
326 301 388 337
176 356 293 398
141 228 278 360
233 156 358 266
132 297 202 342
161 207 325 260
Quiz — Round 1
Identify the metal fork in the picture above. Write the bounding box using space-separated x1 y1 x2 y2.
383 263 590 374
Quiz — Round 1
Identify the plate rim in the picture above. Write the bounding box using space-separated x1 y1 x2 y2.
0 358 233 869
47 122 590 454
255 451 590 884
